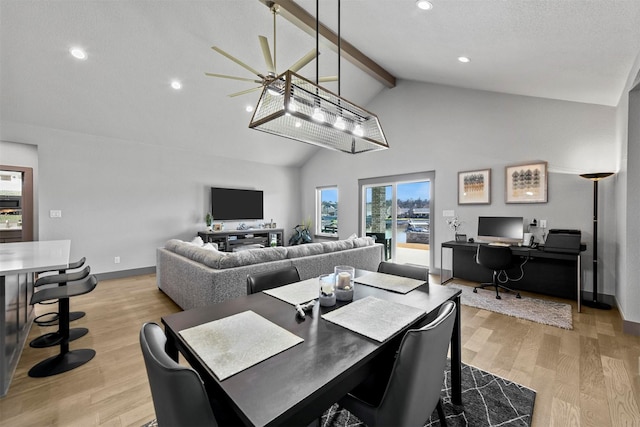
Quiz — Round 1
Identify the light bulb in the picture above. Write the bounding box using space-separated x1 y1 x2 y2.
416 0 433 10
70 47 87 60
458 56 470 63
334 116 346 130
170 80 182 90
245 105 254 112
353 124 364 137
312 107 325 122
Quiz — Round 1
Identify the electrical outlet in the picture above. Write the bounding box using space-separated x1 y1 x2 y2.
540 219 547 228
49 210 62 218
443 210 455 217
114 256 120 264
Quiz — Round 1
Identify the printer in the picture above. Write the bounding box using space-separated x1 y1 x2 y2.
543 229 584 254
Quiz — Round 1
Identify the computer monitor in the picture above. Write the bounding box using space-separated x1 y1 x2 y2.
477 216 524 245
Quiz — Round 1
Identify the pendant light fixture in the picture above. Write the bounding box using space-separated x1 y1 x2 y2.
249 1 389 154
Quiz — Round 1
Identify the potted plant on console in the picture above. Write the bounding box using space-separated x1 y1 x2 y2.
205 213 213 231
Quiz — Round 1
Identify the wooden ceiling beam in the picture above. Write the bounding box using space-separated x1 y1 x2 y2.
258 0 396 88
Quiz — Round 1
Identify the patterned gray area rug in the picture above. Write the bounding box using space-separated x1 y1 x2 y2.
143 361 535 427
447 282 573 330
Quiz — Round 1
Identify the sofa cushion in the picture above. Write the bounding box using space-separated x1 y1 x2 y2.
165 239 226 269
352 236 375 248
321 239 354 253
218 246 287 269
285 243 325 259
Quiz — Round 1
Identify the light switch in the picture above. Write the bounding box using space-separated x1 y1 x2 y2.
443 210 455 217
49 210 62 218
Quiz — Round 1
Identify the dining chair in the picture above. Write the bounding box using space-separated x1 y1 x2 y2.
377 261 429 282
139 322 219 427
338 300 456 427
474 244 521 299
246 265 301 295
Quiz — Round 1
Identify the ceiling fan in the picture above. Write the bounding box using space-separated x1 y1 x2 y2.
205 2 337 97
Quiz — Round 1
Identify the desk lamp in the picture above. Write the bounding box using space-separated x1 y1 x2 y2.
580 172 614 310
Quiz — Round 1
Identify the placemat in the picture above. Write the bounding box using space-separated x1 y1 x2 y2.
179 310 303 381
263 277 319 305
354 272 426 294
321 296 426 342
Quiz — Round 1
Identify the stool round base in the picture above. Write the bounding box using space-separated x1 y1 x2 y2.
29 328 89 348
28 349 96 378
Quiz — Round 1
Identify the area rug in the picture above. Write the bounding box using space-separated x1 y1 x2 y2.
447 283 572 330
142 361 535 427
322 360 536 427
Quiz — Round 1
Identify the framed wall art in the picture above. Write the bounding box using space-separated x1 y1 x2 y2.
505 161 548 203
458 169 491 205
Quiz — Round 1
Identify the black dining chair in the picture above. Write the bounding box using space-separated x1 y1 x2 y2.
474 244 521 299
140 322 220 427
338 301 456 427
246 265 301 295
377 261 429 282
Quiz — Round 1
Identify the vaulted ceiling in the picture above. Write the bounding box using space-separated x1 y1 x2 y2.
2 0 640 167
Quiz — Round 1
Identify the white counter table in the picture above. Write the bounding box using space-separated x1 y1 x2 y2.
0 240 70 396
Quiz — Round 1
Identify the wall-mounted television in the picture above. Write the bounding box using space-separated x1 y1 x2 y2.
477 216 524 244
211 187 264 221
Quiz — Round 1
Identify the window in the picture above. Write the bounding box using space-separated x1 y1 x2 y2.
316 186 338 236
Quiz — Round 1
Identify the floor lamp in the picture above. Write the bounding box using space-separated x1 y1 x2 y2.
580 172 614 310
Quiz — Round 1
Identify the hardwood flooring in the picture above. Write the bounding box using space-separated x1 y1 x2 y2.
0 274 639 426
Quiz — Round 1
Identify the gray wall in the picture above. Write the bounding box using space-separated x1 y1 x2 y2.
1 124 301 274
300 80 618 298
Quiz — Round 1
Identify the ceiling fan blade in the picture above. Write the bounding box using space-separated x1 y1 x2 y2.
318 76 338 83
228 86 263 98
211 46 264 78
288 49 317 73
259 36 275 74
205 73 262 84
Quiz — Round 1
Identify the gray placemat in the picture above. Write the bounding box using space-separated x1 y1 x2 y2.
263 277 319 305
321 296 426 342
354 272 426 294
179 310 303 381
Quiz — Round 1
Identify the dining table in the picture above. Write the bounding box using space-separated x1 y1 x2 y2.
161 269 462 427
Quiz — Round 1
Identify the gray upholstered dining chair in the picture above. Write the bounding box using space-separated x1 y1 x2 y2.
377 261 429 283
246 265 301 295
139 322 219 427
338 300 456 427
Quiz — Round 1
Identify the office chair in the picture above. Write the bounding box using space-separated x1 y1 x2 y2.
338 301 456 427
140 322 219 427
474 244 521 299
246 265 301 295
377 261 429 283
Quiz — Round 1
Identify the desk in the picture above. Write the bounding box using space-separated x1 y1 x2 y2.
441 241 582 311
162 273 461 426
0 240 71 396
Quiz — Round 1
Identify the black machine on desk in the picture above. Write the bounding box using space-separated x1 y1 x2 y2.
543 229 584 254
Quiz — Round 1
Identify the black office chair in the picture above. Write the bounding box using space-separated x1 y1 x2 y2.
246 265 301 295
474 244 521 299
338 301 456 427
377 261 429 283
140 322 219 427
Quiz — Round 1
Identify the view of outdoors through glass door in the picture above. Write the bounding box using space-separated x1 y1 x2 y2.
363 180 430 267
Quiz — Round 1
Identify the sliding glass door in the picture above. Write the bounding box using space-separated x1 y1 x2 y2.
360 173 433 267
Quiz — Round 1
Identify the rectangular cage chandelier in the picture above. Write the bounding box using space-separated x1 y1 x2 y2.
248 70 389 154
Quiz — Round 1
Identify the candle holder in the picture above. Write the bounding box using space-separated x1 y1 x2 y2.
334 265 355 301
319 274 336 307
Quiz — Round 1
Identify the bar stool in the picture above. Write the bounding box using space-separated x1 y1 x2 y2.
34 257 87 327
30 265 92 348
28 274 98 377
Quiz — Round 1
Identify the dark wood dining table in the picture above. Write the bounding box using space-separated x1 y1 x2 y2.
161 271 462 427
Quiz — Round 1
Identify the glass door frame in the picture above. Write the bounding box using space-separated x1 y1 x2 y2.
358 171 435 267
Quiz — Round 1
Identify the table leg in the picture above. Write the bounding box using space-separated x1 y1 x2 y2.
577 255 581 313
451 295 462 405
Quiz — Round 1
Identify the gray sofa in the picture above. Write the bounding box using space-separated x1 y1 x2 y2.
157 237 384 310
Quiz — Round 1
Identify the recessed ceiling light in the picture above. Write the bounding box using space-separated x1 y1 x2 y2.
457 56 470 63
69 47 87 60
245 105 254 112
171 80 182 90
416 0 433 10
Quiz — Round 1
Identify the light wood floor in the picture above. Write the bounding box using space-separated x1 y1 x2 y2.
1 274 639 427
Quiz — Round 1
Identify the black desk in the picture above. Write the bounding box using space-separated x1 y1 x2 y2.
441 241 582 312
162 273 461 426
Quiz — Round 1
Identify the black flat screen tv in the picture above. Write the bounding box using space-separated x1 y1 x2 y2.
211 187 264 221
477 216 524 244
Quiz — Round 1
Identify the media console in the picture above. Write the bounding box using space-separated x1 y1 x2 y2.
198 228 284 252
441 241 584 311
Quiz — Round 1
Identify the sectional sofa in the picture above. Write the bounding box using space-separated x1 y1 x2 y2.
156 237 384 310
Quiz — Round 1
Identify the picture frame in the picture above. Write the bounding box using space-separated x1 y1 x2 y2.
213 223 222 231
455 234 467 243
458 169 491 205
505 161 548 203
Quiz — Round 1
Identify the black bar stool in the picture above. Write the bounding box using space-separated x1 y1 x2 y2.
28 274 98 377
30 265 92 348
34 257 87 327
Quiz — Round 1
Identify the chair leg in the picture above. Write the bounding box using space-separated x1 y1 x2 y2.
473 271 521 299
436 398 447 426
